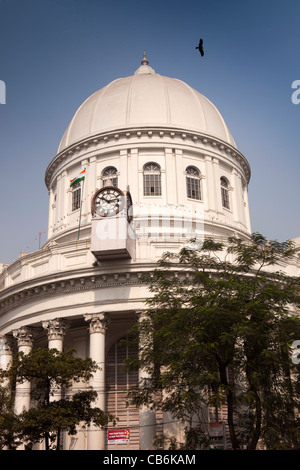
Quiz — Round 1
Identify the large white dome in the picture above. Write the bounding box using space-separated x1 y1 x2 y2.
58 54 236 152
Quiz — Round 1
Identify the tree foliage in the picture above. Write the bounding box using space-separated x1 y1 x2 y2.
0 384 17 449
126 233 300 449
0 348 116 450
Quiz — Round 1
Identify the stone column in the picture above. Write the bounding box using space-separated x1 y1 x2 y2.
12 327 34 414
136 311 156 450
42 319 68 404
84 313 108 450
0 334 14 374
0 335 14 449
42 318 68 352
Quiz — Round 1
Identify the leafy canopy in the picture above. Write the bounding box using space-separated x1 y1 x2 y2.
126 233 300 450
0 348 116 450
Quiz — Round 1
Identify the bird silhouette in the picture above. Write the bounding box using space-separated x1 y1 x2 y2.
196 38 204 56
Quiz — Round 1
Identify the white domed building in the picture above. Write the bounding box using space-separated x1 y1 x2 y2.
2 54 297 450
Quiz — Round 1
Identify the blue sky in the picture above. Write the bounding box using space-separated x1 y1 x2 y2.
0 0 299 264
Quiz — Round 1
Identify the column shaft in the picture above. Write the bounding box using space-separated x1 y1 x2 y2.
42 318 68 406
84 313 108 450
12 327 34 414
0 334 13 373
137 311 156 450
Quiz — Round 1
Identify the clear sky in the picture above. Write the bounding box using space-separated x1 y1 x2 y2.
0 0 299 264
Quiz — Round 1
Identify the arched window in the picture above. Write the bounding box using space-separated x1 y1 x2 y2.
220 176 230 209
186 166 201 200
102 166 118 187
143 162 161 196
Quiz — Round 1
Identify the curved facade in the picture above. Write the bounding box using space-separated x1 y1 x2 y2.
0 55 261 450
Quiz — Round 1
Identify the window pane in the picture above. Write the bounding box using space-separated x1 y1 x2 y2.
102 167 118 187
143 174 161 196
72 187 81 211
221 188 229 209
186 166 200 177
103 176 118 187
144 163 160 172
143 163 161 196
220 177 228 188
186 176 201 200
220 177 230 209
186 167 201 200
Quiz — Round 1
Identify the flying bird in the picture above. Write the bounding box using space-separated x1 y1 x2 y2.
196 38 204 56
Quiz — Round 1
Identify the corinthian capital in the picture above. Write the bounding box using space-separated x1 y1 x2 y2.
42 318 68 340
84 313 109 334
12 326 34 348
0 334 14 356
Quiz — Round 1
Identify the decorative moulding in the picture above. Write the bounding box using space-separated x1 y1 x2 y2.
45 127 250 189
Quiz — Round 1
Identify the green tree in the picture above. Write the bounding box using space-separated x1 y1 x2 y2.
0 384 19 449
126 234 300 450
0 348 115 450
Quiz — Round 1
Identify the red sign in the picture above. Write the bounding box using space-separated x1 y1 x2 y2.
209 421 224 438
108 428 130 444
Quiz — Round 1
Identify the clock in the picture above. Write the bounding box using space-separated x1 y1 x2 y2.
92 186 125 217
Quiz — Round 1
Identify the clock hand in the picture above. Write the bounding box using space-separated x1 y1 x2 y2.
101 197 114 203
107 198 119 203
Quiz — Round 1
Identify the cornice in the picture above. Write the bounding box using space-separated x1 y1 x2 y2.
0 265 153 317
0 217 252 303
0 220 251 316
45 126 251 189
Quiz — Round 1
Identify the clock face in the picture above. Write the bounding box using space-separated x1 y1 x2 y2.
92 186 125 217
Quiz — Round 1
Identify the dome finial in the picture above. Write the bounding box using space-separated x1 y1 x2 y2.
134 52 155 75
141 51 149 66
